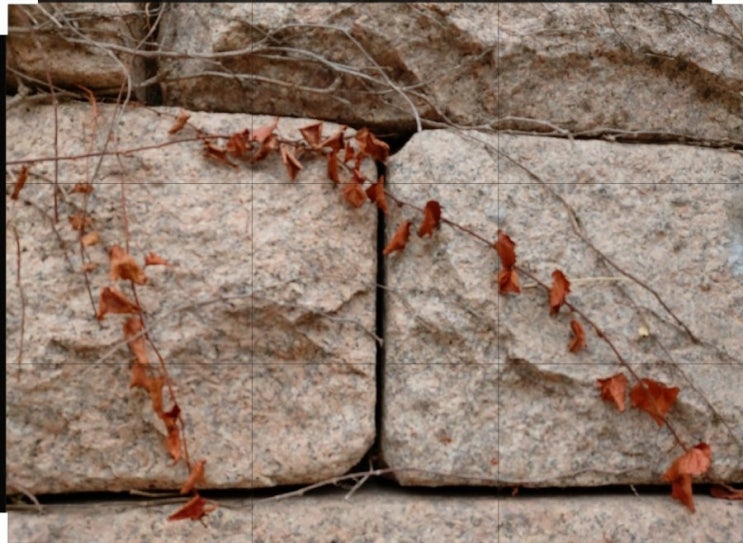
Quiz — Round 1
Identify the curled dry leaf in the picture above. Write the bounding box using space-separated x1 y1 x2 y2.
71 182 94 194
130 361 150 390
10 166 28 200
494 230 517 268
418 200 442 238
109 245 147 285
568 319 586 352
162 404 182 463
663 442 711 513
168 109 191 135
252 134 278 163
497 268 520 294
549 269 571 316
343 142 356 163
384 221 412 256
630 378 680 427
96 287 141 320
180 459 207 495
148 375 165 417
365 176 389 215
327 151 340 183
226 130 250 158
144 252 170 266
203 141 238 168
68 214 92 231
596 372 628 412
280 144 303 181
354 127 390 162
342 182 367 208
299 121 324 149
321 126 346 152
123 317 149 366
81 231 100 247
168 494 217 522
252 117 279 143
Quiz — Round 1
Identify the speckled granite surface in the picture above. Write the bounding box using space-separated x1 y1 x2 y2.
8 486 743 543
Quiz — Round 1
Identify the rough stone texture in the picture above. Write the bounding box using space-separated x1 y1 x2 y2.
6 3 148 98
381 129 743 486
156 3 743 140
6 103 377 494
8 487 743 542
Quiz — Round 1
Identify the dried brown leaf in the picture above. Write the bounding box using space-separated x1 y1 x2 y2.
81 232 100 247
342 182 367 208
10 166 28 200
144 252 171 266
168 109 191 135
383 221 412 256
596 372 628 412
280 143 303 181
180 459 207 495
68 214 92 231
327 151 340 184
568 319 586 352
109 245 148 285
96 286 141 320
299 121 324 149
630 378 680 426
71 183 94 194
497 268 521 294
418 200 442 238
493 230 517 268
252 117 279 143
549 269 571 316
123 316 149 366
365 176 389 215
203 142 238 168
168 494 217 522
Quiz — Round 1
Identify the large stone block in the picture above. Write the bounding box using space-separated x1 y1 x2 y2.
7 3 148 96
381 129 743 486
158 4 742 140
6 103 377 494
8 489 743 542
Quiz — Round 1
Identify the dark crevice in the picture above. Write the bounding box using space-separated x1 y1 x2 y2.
140 2 163 106
8 481 716 510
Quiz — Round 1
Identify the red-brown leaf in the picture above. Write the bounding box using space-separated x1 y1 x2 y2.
226 130 250 158
109 245 148 285
596 372 628 412
299 121 323 149
497 268 521 294
129 361 150 390
342 182 366 208
320 126 346 152
123 316 149 366
71 183 94 194
96 287 141 320
10 166 28 200
493 230 517 268
663 443 711 513
203 142 238 168
180 459 207 495
549 269 571 316
327 151 340 183
279 144 303 181
252 117 279 143
168 110 191 135
68 214 92 231
365 176 389 215
383 221 412 256
418 200 442 238
144 252 171 266
568 319 586 352
354 128 390 162
167 494 217 522
630 378 680 426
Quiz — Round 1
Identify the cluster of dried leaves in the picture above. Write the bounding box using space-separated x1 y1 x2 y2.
96 243 215 521
183 111 732 515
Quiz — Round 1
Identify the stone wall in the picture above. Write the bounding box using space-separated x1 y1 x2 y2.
6 3 743 540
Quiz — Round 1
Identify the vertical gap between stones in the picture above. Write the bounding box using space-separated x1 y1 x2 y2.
141 2 163 106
